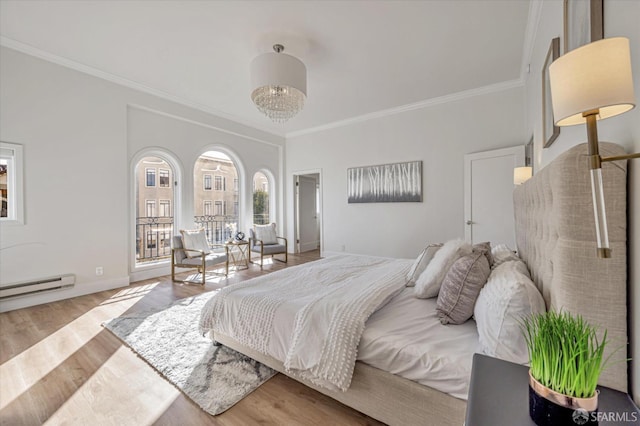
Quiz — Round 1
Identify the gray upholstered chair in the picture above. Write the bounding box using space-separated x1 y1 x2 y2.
171 235 229 284
249 224 288 266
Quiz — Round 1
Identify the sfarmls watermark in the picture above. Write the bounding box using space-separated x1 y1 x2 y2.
572 408 638 424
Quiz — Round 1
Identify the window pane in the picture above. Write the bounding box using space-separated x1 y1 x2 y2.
253 172 270 225
204 174 212 190
159 169 170 187
0 159 8 218
146 168 156 187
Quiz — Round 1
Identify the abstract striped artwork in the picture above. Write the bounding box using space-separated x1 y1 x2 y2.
347 161 422 203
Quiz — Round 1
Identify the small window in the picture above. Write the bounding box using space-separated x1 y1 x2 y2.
204 174 212 191
234 178 239 192
146 168 156 187
214 200 223 215
0 142 24 224
159 200 171 217
159 169 170 187
215 175 225 191
203 200 212 216
146 200 156 217
233 202 239 216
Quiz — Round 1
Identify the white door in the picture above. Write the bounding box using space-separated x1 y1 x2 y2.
464 146 525 247
295 174 321 253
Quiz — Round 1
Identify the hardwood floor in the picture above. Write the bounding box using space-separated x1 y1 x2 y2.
0 251 383 426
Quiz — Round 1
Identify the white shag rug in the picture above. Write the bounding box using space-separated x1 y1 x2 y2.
103 292 276 415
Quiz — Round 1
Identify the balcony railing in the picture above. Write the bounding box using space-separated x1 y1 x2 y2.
136 216 174 264
136 215 238 264
194 215 237 245
253 213 270 225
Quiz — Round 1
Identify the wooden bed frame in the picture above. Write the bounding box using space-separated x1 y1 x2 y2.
215 142 629 425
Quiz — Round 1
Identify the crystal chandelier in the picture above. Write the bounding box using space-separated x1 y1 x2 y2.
250 44 307 123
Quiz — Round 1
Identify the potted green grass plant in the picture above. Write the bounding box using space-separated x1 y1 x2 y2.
521 311 609 426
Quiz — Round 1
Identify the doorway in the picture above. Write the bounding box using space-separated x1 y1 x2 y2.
293 172 322 253
464 146 525 247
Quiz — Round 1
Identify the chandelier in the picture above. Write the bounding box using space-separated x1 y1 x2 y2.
250 44 307 123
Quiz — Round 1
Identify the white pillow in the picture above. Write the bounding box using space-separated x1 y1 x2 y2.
474 258 546 364
406 244 442 287
180 228 211 258
491 243 520 268
414 239 471 298
254 223 278 245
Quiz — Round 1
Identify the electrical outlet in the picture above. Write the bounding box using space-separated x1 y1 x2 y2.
95 267 104 276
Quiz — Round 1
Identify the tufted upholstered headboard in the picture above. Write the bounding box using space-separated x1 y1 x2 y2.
513 142 628 393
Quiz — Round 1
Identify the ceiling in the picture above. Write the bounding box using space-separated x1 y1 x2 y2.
0 0 531 137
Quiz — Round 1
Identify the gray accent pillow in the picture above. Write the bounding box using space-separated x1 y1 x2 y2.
473 241 493 268
406 244 443 286
436 251 490 325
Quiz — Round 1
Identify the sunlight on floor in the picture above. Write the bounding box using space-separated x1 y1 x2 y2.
44 346 180 426
0 283 157 410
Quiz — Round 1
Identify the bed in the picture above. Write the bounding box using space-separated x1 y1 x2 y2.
200 142 629 425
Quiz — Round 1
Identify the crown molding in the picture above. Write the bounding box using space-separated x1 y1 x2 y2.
127 104 284 147
0 36 285 141
286 78 524 138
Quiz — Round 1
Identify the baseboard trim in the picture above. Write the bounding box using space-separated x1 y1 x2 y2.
0 276 130 313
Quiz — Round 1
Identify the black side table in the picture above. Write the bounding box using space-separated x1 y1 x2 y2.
465 353 639 426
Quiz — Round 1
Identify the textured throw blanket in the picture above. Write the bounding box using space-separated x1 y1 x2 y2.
199 255 410 391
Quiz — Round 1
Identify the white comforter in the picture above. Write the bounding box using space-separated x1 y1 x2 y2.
199 254 411 391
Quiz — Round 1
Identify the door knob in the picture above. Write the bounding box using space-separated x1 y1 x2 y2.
466 220 474 225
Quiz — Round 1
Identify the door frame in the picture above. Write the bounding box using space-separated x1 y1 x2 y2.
463 145 525 243
292 169 323 254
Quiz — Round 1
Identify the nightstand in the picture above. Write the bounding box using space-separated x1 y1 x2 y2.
465 353 639 426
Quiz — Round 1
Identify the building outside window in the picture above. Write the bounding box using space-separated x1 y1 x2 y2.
146 168 156 187
135 156 174 265
159 200 171 217
194 151 239 244
146 200 156 217
159 169 170 187
204 174 212 191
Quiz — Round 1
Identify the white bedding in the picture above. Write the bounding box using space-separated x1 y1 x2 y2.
199 254 411 391
358 287 480 400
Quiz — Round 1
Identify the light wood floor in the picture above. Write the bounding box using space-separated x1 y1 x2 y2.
0 251 383 426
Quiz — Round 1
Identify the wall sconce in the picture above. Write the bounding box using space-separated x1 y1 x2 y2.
549 37 638 258
514 167 533 185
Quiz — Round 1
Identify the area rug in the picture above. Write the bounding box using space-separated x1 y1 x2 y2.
103 292 276 415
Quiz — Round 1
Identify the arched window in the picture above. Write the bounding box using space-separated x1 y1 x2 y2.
252 171 270 225
194 151 239 243
134 155 175 266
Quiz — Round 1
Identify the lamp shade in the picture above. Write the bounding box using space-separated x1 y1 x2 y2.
549 37 636 126
514 167 532 185
250 47 307 123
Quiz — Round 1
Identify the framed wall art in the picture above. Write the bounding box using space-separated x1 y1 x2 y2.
564 0 604 54
347 160 422 203
542 37 560 148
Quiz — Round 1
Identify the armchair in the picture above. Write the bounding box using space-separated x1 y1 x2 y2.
248 223 288 266
171 235 229 284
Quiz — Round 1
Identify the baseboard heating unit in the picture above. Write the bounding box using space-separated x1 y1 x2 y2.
0 274 75 300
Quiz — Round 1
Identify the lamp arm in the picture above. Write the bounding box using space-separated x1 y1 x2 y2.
601 152 640 163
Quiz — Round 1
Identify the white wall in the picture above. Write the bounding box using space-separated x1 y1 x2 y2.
286 86 526 259
0 46 284 312
525 0 640 403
